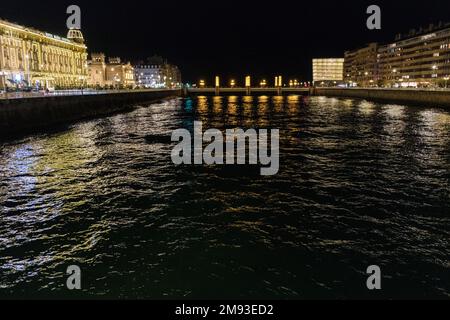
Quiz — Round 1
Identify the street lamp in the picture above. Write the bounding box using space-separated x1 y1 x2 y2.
230 79 236 88
25 54 30 87
392 69 398 87
444 76 449 89
79 76 85 93
432 65 438 88
260 79 267 88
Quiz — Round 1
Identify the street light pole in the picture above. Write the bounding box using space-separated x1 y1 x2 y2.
25 54 30 87
432 65 438 88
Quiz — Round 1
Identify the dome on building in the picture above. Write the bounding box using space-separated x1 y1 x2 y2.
67 28 85 44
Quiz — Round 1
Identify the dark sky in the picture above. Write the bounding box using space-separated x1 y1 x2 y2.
1 0 450 83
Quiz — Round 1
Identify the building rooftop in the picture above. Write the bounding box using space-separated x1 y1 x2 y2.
393 22 450 42
0 18 86 48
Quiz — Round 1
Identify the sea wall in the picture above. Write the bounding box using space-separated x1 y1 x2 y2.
312 88 450 108
0 89 181 136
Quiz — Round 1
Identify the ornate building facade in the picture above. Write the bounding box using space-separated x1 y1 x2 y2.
87 55 135 88
105 57 135 88
87 53 107 87
0 19 88 90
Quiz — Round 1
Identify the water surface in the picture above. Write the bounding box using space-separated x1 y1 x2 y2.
0 95 449 299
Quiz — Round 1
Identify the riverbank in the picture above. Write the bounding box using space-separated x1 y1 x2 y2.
0 89 181 136
312 87 450 108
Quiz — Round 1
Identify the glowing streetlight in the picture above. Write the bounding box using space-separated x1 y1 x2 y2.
199 80 205 88
245 76 251 88
24 54 30 85
444 76 449 89
274 76 283 87
230 79 236 88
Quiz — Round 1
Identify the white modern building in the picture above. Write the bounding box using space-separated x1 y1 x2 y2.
312 58 345 86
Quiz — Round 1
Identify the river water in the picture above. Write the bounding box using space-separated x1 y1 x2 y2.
0 95 449 299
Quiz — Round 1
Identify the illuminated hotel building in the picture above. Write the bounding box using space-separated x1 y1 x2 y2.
0 19 88 90
378 23 450 88
312 58 344 86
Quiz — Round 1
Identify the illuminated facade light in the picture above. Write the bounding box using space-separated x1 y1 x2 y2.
133 63 181 89
0 19 88 90
377 26 450 88
312 58 344 85
245 76 251 87
274 76 283 87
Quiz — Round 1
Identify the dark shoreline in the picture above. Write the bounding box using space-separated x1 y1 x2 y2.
0 89 181 138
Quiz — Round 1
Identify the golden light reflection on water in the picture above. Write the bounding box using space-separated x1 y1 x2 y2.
342 99 355 107
242 96 255 128
419 109 450 131
212 96 223 114
32 128 102 205
381 105 407 142
242 96 253 104
197 96 210 123
272 96 284 113
0 125 110 274
1 96 450 296
287 95 301 115
258 96 269 104
357 101 376 116
193 95 299 128
417 109 450 151
227 96 239 117
383 104 406 120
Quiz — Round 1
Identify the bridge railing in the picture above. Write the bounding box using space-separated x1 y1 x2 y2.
0 88 181 100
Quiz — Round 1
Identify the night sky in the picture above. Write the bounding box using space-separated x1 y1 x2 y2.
1 0 450 83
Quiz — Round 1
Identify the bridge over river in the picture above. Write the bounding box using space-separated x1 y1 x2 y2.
185 87 312 96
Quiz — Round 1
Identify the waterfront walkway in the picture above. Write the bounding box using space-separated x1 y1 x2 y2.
0 88 181 100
